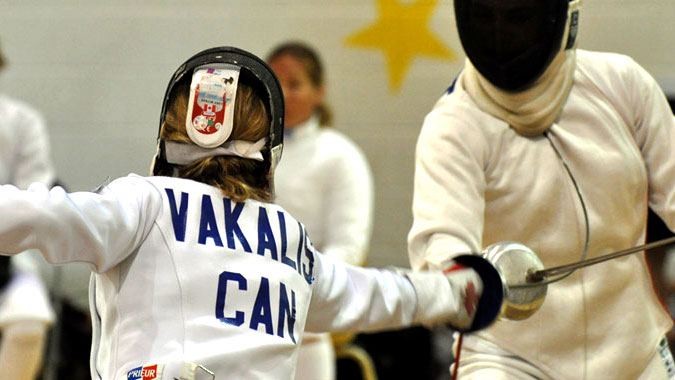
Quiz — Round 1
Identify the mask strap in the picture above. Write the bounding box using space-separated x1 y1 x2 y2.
565 0 582 50
163 138 267 165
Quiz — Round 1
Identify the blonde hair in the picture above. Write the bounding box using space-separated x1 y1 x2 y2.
159 82 272 202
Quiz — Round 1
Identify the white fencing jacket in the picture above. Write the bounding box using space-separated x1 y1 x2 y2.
0 95 55 188
0 175 460 380
409 50 675 380
0 94 56 330
274 115 374 266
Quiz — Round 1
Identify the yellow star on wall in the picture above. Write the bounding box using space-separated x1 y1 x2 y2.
345 0 455 92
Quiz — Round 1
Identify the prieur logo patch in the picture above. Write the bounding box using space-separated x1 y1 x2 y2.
127 364 162 380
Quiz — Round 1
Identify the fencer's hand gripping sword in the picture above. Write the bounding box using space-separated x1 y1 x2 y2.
527 235 675 283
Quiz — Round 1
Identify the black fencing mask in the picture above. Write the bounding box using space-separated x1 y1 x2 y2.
455 0 571 92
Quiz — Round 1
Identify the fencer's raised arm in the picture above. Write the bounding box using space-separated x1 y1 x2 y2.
0 175 501 333
306 253 503 333
0 176 160 272
305 256 482 332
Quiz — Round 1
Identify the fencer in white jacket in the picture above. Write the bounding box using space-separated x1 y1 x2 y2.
0 47 502 380
275 114 373 268
268 41 374 380
0 83 56 379
409 0 675 379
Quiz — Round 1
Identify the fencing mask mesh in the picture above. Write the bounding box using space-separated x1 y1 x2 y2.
455 0 569 92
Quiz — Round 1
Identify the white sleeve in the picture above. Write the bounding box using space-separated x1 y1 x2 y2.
305 253 475 332
626 58 675 229
0 175 162 272
321 138 374 266
12 103 55 189
305 253 418 333
407 98 487 270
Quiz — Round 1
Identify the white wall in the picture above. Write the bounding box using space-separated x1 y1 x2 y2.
1 0 674 268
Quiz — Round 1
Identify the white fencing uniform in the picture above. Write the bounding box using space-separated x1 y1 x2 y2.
0 92 57 317
0 95 55 188
275 114 374 380
0 174 467 380
0 94 57 379
275 114 373 267
409 50 675 379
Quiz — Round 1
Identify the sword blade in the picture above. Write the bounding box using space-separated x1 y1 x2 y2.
528 235 675 282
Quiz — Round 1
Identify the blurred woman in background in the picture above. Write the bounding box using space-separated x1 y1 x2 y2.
0 38 55 380
267 41 375 380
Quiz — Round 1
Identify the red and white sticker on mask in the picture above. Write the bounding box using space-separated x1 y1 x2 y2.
186 64 240 148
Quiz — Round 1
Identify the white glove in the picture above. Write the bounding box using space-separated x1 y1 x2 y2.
405 261 483 330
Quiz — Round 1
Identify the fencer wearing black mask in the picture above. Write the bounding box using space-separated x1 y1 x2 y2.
409 0 675 378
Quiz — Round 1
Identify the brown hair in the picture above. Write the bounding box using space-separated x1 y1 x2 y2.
267 41 333 126
0 40 5 71
159 82 272 202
